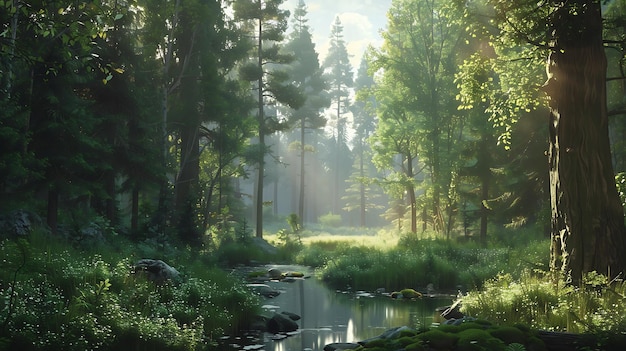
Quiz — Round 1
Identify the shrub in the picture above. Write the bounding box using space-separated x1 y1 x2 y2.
318 212 342 227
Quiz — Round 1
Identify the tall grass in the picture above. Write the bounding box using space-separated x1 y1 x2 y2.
292 230 550 293
461 270 626 333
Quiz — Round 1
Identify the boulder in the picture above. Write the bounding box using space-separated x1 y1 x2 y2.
280 311 301 321
267 312 299 334
0 210 43 238
440 304 464 320
358 326 414 345
390 288 422 299
133 259 180 284
268 268 283 279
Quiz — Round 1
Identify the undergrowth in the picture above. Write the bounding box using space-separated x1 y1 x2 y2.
0 230 259 351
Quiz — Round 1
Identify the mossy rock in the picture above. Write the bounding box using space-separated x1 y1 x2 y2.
398 328 418 338
363 338 387 348
284 271 305 278
391 336 418 348
456 328 506 351
526 336 547 351
360 347 387 351
405 341 427 351
400 288 423 299
415 329 459 349
489 326 526 345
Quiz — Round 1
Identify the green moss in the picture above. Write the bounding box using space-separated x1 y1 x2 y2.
363 338 387 348
526 336 548 351
416 329 459 349
456 328 506 351
405 341 426 351
489 326 526 344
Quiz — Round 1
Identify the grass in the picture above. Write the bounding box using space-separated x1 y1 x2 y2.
461 270 626 333
0 229 260 351
266 224 626 336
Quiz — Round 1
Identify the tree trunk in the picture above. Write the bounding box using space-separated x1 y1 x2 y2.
255 13 265 239
299 115 306 228
131 186 139 233
545 0 626 283
359 139 366 227
47 189 58 235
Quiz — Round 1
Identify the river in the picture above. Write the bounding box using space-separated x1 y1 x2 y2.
220 265 454 351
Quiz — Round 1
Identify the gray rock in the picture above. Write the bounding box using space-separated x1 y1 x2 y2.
280 311 301 321
133 259 180 284
267 312 298 334
268 268 283 279
357 326 414 346
323 343 361 351
0 210 43 238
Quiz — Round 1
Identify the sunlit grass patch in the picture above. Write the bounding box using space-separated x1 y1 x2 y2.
461 270 626 333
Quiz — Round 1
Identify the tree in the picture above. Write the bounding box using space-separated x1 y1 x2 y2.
234 0 305 238
461 0 626 281
323 16 353 214
369 72 423 233
347 58 382 227
284 0 329 228
370 0 466 233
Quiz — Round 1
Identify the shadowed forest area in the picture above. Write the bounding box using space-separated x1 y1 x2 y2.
2 0 626 350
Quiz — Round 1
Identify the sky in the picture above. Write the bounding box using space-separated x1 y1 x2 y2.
282 0 393 72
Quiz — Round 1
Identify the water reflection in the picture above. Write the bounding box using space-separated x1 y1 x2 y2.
227 265 453 351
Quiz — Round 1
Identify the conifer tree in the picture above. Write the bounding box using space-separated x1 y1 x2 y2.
234 0 305 238
284 0 329 227
323 16 353 214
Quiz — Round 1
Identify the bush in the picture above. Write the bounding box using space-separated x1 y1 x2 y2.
318 212 342 227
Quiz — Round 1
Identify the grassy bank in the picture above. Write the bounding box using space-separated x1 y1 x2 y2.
266 225 626 335
0 231 259 351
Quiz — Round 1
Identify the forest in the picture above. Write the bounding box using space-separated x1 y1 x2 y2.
2 0 626 350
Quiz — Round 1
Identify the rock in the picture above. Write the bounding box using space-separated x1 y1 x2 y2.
358 326 414 345
323 343 361 351
440 304 464 320
0 210 43 238
390 288 422 299
251 237 278 255
247 283 281 298
268 268 283 279
267 312 299 334
280 311 301 321
133 259 180 284
284 271 305 278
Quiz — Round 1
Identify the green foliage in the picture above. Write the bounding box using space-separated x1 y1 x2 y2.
287 213 301 233
318 212 342 227
461 270 626 333
0 234 259 351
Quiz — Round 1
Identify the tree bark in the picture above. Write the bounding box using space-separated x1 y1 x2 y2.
545 0 626 283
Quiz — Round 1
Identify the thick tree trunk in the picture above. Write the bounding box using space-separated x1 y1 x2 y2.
545 0 626 283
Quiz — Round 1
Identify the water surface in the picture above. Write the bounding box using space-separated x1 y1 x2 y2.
224 265 453 351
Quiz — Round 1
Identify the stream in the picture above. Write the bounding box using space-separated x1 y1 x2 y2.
220 265 455 351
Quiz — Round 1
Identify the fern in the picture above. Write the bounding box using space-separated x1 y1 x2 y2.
507 343 526 351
